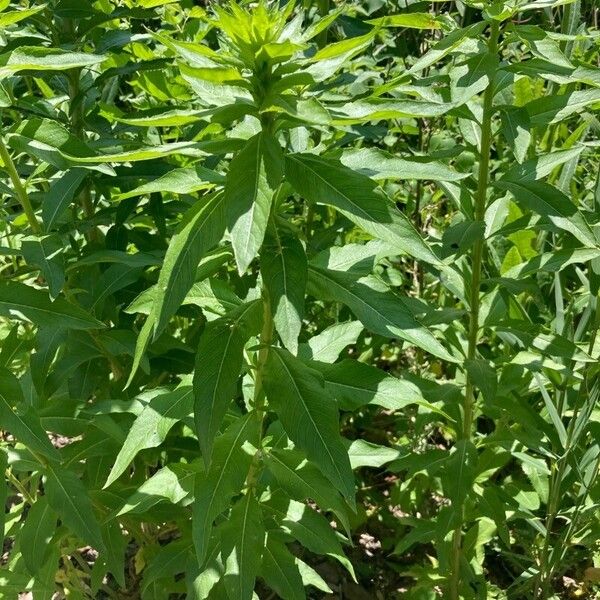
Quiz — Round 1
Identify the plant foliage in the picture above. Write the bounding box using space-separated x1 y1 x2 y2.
0 0 599 599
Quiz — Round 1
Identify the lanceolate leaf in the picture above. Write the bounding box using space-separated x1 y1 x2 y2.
194 300 262 467
285 153 440 265
0 367 59 461
264 448 351 534
264 493 355 578
193 414 260 566
261 221 307 354
151 192 227 338
298 321 363 363
105 381 194 488
226 132 284 273
115 164 224 201
263 348 355 503
315 359 442 413
308 266 457 362
450 52 498 105
340 147 468 182
219 493 264 600
0 281 104 330
260 536 304 600
141 538 193 594
125 310 155 387
21 235 65 300
525 88 600 125
496 180 598 248
20 497 56 575
45 465 105 551
0 46 105 76
500 106 531 163
0 5 45 27
41 169 87 231
116 463 197 516
367 13 443 29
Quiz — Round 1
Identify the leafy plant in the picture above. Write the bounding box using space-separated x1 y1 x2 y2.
0 1 599 599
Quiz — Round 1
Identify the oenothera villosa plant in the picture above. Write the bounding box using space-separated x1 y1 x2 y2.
0 1 459 597
0 0 599 598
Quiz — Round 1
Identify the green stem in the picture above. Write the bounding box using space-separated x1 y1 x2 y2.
68 69 96 227
448 19 500 600
5 469 36 504
0 136 41 234
245 288 274 490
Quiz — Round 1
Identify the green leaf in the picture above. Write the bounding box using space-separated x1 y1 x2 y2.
0 46 105 76
442 220 485 258
500 106 531 163
0 367 59 460
106 107 207 127
0 5 45 27
298 321 363 364
442 440 477 507
496 180 597 248
193 414 260 566
41 169 87 231
100 521 126 589
116 463 197 516
226 132 284 273
260 536 304 600
408 22 486 73
194 301 262 467
90 264 143 312
340 147 469 182
151 192 227 338
367 13 443 29
115 165 224 201
296 558 332 594
263 348 354 503
0 449 6 551
465 359 497 404
45 464 105 551
330 98 456 123
0 570 46 596
285 154 440 265
264 448 351 534
316 359 449 417
219 494 264 600
186 543 223 600
0 281 104 330
21 235 65 299
125 311 155 387
501 147 583 183
525 88 600 125
264 493 355 579
142 539 193 593
261 221 307 354
20 496 56 575
346 439 401 469
449 52 498 105
105 381 193 488
7 118 110 173
306 30 375 81
308 266 457 362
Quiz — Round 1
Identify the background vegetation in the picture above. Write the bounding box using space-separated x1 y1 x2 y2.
0 0 599 598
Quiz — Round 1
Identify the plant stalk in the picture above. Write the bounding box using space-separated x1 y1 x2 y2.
448 19 500 600
0 136 41 234
245 288 274 490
